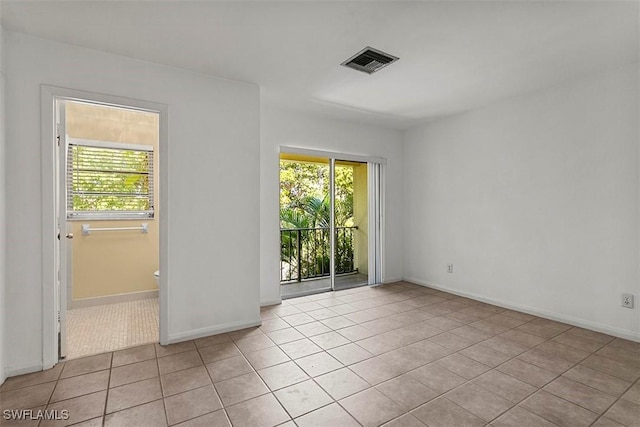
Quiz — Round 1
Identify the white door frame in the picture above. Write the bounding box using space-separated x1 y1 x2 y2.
56 99 68 359
40 85 169 369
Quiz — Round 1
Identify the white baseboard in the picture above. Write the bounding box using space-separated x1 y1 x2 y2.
70 289 158 309
383 277 404 284
166 317 262 344
5 361 45 379
405 277 640 343
261 298 282 307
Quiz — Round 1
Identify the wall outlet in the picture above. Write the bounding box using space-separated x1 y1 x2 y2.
622 294 634 309
447 264 454 274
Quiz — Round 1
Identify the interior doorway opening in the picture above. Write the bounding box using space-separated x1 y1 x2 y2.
279 152 380 299
56 99 160 359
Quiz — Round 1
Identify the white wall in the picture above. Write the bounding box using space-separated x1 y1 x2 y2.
4 32 260 375
0 25 6 384
260 106 404 305
404 63 640 340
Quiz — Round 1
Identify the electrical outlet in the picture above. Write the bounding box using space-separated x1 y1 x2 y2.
447 264 454 274
622 294 634 309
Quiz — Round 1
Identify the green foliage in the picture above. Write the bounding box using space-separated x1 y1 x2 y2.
279 160 357 281
279 161 353 228
279 161 328 211
70 145 152 212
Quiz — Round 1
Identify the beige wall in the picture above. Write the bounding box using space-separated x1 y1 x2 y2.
66 102 159 301
352 163 368 275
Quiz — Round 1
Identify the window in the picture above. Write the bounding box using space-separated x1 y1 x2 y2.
66 138 154 219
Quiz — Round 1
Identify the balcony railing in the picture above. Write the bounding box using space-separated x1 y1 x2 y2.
280 226 358 283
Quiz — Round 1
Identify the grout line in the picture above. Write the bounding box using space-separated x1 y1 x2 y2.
589 376 640 427
99 397 181 426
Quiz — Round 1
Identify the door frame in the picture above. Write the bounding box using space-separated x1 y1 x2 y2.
278 146 386 297
56 99 68 359
41 85 169 369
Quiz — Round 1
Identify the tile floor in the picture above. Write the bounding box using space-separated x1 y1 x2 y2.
66 298 159 359
1 282 639 426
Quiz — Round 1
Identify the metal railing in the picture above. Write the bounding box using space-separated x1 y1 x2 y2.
280 226 358 283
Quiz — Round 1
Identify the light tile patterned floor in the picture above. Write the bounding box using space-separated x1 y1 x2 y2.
66 298 159 360
1 282 639 426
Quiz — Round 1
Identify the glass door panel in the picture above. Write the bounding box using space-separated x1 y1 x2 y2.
279 153 332 298
333 160 369 290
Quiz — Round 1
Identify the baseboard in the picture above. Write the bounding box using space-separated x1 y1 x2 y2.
261 298 282 307
5 361 44 379
404 277 640 343
166 317 262 344
383 277 404 284
70 289 158 309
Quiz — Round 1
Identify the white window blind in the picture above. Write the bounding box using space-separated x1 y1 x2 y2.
66 138 154 219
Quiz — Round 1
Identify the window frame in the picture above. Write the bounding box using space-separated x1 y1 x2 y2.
66 137 155 220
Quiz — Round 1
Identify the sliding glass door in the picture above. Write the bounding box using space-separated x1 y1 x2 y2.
279 152 382 298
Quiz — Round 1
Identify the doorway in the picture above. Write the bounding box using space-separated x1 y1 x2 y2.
279 151 383 298
56 99 160 359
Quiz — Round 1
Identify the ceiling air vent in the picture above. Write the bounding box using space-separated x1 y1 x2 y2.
341 46 399 74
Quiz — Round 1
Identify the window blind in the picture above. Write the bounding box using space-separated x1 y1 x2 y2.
66 139 154 219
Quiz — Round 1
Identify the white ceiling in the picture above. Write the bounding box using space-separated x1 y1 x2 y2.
1 1 638 129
